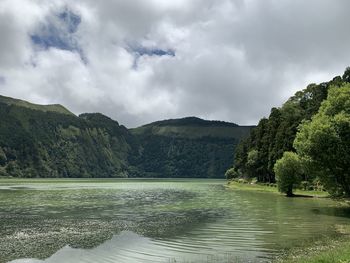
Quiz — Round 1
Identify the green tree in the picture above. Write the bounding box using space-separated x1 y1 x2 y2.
5 161 23 177
225 167 239 179
0 147 6 166
274 151 303 197
246 149 259 178
294 84 350 196
232 68 349 184
343 67 350 83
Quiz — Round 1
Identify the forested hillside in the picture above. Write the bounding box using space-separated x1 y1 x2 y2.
0 95 74 115
228 68 350 195
0 100 132 178
130 117 253 178
0 99 251 178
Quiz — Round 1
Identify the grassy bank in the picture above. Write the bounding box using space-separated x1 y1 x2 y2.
227 180 329 198
276 235 350 263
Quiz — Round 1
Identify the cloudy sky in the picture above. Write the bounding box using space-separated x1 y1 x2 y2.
0 0 350 127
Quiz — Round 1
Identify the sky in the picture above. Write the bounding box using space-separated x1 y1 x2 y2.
0 0 350 128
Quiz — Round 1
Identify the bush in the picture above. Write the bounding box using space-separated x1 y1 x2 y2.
274 152 303 197
225 167 240 179
300 181 310 191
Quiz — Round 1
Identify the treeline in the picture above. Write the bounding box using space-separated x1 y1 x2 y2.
227 68 350 196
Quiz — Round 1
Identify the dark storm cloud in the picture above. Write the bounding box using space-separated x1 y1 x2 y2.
0 0 349 127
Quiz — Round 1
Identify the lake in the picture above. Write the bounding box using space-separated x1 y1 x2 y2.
0 179 349 263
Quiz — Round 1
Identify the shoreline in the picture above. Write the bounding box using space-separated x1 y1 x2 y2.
227 180 350 206
227 180 330 198
227 180 350 263
274 235 350 263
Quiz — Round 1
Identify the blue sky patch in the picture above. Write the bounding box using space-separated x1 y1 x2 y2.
127 44 175 69
132 46 175 57
30 9 86 62
58 10 81 34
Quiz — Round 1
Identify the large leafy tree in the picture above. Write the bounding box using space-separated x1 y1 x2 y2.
294 84 350 196
274 151 303 197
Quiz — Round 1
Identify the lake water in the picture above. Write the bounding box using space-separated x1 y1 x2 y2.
0 179 349 263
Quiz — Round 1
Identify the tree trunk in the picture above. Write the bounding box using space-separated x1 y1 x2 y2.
286 187 294 197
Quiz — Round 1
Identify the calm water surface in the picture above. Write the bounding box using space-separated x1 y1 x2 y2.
0 179 349 263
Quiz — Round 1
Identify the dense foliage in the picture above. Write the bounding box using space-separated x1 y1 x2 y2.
294 84 350 196
131 135 236 178
230 68 350 194
130 118 253 178
273 151 303 196
0 101 251 178
0 104 132 178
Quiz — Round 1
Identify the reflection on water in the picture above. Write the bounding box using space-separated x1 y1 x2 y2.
0 179 349 263
9 231 266 263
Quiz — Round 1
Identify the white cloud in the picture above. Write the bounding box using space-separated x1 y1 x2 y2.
0 0 349 127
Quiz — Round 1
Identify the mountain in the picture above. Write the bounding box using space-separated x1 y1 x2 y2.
0 97 252 178
131 117 250 139
0 101 132 178
129 117 253 178
0 95 73 115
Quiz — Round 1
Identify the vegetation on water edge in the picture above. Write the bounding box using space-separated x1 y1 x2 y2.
227 180 329 198
227 68 350 198
276 236 350 263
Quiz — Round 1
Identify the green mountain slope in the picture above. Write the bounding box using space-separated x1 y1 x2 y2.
0 98 252 179
131 117 251 140
0 102 132 178
130 117 253 178
0 95 73 115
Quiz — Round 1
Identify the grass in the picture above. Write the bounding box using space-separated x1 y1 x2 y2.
276 236 350 263
227 180 329 198
0 94 74 115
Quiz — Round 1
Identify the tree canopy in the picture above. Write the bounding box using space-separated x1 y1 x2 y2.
274 151 303 197
294 84 350 196
233 68 350 195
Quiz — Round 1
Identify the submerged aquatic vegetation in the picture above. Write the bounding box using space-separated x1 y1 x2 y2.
0 179 349 263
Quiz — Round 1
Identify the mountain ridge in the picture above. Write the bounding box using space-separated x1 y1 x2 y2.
131 117 253 140
0 95 251 178
0 95 74 116
138 116 240 128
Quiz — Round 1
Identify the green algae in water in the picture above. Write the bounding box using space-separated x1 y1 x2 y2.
0 179 350 263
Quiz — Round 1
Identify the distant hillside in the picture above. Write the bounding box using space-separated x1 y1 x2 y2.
0 100 132 178
0 95 73 115
131 117 252 140
129 117 253 178
0 96 252 179
141 117 239 127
